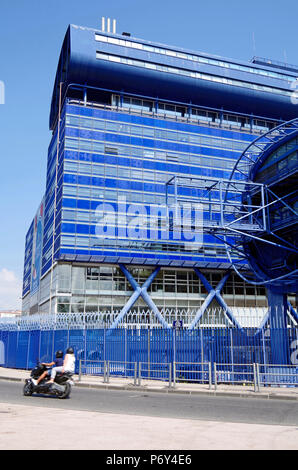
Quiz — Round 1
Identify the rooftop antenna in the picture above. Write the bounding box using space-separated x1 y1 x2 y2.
101 16 116 34
252 32 256 56
283 49 288 64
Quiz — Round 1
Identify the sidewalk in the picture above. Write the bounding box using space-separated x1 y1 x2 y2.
1 367 298 400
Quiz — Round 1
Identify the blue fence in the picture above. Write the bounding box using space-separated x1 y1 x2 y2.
1 326 297 375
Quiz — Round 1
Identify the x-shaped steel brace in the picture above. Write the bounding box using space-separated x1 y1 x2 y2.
189 268 243 329
109 264 170 330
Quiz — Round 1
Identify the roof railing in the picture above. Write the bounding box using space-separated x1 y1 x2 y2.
66 98 270 136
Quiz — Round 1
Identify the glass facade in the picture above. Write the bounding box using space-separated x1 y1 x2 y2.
22 263 267 319
59 101 257 263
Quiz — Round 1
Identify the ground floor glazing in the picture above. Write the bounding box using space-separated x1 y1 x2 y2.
22 262 283 326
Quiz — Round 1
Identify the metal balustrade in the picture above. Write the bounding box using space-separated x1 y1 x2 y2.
213 363 256 390
67 98 269 135
77 359 298 390
256 363 298 391
173 362 212 389
138 362 172 386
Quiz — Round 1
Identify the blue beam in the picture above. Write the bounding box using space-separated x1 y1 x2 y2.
213 280 243 330
108 265 169 330
189 269 242 329
287 301 298 324
188 290 215 329
255 310 270 336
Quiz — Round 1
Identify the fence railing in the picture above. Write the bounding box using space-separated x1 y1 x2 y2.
213 363 256 390
138 362 173 387
174 362 212 389
256 364 298 391
1 325 297 376
78 360 137 383
78 360 298 391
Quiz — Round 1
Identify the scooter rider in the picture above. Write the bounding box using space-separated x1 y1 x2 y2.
31 350 64 386
48 347 76 383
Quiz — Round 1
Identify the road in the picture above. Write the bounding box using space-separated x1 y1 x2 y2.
1 380 298 425
0 380 298 450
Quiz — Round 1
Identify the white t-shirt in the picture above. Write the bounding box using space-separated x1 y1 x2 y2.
64 354 76 372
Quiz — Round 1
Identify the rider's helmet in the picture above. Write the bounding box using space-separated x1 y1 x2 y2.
55 350 63 358
66 347 74 354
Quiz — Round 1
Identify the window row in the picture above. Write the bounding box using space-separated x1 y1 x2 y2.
62 182 231 205
64 137 238 169
259 136 298 169
60 234 228 256
63 157 235 181
62 185 166 203
57 264 266 297
96 52 292 98
66 112 252 151
118 96 276 133
94 34 295 83
256 150 297 183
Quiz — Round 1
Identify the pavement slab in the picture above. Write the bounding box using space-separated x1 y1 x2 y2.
0 401 298 450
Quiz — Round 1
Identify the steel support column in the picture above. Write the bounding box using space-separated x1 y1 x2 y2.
109 265 169 330
189 269 242 329
267 289 289 364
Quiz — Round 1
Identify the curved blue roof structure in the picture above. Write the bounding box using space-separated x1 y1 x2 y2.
226 119 298 294
50 24 298 130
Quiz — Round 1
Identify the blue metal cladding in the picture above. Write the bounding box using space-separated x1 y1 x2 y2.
49 26 298 129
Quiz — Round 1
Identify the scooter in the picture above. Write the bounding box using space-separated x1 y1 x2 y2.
23 362 74 399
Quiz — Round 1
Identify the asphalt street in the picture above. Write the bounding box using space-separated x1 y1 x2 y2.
1 380 298 426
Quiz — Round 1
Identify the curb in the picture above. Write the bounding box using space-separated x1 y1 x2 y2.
0 376 24 383
74 381 298 401
1 374 298 401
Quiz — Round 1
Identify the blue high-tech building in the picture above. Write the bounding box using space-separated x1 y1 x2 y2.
22 23 298 323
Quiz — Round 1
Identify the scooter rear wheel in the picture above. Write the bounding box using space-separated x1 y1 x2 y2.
23 381 33 396
59 382 71 399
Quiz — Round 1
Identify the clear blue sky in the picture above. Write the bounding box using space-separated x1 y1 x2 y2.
0 0 297 309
